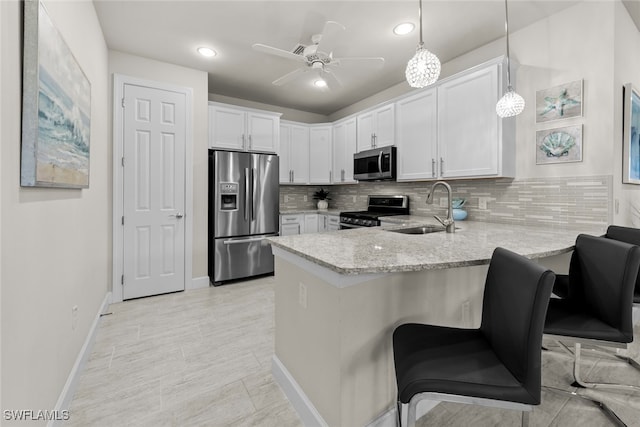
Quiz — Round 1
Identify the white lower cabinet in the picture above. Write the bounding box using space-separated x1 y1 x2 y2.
304 214 319 234
318 213 340 232
280 214 304 236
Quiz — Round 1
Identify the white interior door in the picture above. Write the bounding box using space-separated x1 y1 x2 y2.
123 84 186 299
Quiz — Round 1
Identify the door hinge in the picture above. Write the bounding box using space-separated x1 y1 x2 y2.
121 98 125 108
121 157 125 167
121 216 124 225
121 275 124 285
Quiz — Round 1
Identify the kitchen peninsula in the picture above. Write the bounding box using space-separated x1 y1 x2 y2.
267 220 604 427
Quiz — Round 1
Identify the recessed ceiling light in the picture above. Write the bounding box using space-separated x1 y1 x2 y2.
314 79 327 88
393 22 415 35
197 47 217 57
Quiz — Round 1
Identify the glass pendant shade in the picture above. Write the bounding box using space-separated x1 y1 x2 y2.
405 44 441 88
496 86 525 118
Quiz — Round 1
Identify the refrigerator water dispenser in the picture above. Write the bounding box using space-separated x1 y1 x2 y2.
219 182 238 211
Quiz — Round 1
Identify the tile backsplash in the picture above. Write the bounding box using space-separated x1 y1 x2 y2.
280 175 612 230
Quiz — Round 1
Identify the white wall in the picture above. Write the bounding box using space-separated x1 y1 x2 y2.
108 50 209 279
614 1 640 226
1 0 109 422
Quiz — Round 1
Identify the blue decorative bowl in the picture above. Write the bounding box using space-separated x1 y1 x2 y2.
452 208 468 221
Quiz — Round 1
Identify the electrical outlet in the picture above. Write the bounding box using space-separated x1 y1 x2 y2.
284 195 289 203
72 305 79 330
298 283 307 308
461 300 470 326
478 197 488 210
439 197 448 208
352 195 357 203
303 195 308 202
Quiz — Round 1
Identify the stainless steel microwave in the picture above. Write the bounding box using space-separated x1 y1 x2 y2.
353 146 397 181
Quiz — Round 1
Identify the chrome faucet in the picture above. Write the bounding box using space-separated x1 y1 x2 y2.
426 181 455 233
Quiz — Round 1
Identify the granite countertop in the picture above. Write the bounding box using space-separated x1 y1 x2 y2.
280 209 341 215
268 219 606 275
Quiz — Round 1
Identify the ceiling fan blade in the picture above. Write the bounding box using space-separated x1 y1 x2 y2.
315 21 346 53
322 68 342 90
332 57 385 69
252 43 307 63
272 67 307 86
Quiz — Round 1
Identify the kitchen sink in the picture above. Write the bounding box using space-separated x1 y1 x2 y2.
386 225 446 235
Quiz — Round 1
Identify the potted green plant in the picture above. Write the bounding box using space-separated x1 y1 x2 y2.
313 188 331 210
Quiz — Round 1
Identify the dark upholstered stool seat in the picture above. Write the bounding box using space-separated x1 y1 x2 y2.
606 226 640 304
545 298 633 344
393 248 555 427
394 324 539 406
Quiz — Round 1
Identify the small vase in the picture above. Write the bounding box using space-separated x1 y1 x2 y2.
317 200 328 210
452 208 467 221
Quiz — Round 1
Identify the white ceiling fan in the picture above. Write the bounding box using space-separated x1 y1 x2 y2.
252 21 385 89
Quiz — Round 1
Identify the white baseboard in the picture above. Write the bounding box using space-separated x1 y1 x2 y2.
271 355 328 427
272 355 438 427
49 292 111 427
188 276 210 290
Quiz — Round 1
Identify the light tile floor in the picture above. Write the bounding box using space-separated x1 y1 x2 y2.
66 277 640 427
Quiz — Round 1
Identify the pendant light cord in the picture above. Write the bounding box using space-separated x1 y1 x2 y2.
418 0 424 47
504 0 512 88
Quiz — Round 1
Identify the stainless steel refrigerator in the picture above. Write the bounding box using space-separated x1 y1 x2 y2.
208 150 279 285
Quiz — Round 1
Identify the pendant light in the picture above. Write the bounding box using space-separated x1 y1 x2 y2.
496 0 525 117
405 0 440 88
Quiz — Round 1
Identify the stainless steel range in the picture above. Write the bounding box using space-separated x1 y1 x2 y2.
339 195 410 229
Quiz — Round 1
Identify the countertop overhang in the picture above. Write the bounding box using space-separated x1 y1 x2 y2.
268 219 606 275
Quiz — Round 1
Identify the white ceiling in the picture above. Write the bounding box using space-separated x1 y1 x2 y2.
94 0 581 116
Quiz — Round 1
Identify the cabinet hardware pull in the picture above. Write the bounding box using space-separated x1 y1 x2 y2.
248 134 252 149
440 157 445 174
432 158 436 178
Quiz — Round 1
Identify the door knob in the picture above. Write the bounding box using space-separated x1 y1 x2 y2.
170 212 184 219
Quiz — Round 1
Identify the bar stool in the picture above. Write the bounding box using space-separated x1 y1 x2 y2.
544 234 640 425
393 247 555 427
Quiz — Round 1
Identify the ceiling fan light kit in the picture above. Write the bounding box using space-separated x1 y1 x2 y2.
496 0 525 118
405 0 441 88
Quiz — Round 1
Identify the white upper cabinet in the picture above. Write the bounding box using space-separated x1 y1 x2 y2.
308 125 332 184
437 61 513 178
208 102 280 153
357 104 395 151
396 89 438 181
332 117 357 184
279 121 309 184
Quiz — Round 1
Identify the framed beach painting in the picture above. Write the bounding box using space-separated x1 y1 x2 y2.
623 83 640 184
21 0 91 188
536 125 583 165
535 80 583 123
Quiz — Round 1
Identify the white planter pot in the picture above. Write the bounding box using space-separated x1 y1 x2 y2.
317 200 328 210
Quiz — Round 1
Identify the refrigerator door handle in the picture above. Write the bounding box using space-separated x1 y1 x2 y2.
223 234 278 245
244 168 250 221
251 167 256 221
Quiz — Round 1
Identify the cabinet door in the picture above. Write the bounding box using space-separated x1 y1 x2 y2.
281 223 301 236
278 124 292 183
356 111 374 151
247 112 278 153
318 214 328 232
333 118 357 183
373 104 395 148
209 105 245 150
304 214 319 233
327 215 340 231
309 126 332 184
438 64 499 178
289 125 310 184
396 89 438 181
